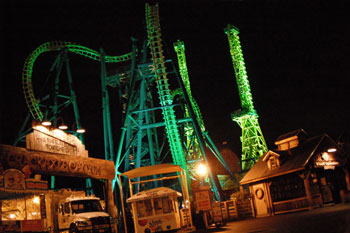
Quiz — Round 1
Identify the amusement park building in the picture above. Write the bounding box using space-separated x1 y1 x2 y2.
240 129 350 217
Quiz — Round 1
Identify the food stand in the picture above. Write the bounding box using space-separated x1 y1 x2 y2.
127 187 182 232
0 123 118 232
118 163 194 233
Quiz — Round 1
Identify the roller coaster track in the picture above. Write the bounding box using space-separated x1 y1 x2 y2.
173 40 205 132
225 25 268 170
22 41 132 121
174 40 240 187
145 3 186 169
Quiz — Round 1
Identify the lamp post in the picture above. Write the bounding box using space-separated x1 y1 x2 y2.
196 163 208 185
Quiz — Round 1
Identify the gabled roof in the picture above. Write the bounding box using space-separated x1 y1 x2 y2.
241 134 346 185
275 128 309 145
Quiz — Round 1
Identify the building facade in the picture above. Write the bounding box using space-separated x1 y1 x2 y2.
240 129 350 217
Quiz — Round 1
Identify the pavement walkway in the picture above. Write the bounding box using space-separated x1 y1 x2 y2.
178 203 350 233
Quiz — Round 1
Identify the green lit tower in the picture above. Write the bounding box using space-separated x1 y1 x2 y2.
174 40 205 155
173 40 239 195
224 25 268 170
145 3 187 171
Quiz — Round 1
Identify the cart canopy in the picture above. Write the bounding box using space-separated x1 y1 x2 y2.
120 163 183 179
127 187 182 203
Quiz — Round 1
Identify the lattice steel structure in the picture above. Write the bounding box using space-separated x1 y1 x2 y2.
174 40 239 187
225 25 268 170
19 42 131 193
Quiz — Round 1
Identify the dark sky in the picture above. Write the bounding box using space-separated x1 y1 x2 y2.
1 0 349 159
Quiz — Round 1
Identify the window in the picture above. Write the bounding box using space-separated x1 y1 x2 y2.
153 198 163 215
270 174 305 202
268 155 280 170
136 201 145 218
144 199 153 217
64 202 70 214
26 196 41 220
162 197 171 214
70 200 102 214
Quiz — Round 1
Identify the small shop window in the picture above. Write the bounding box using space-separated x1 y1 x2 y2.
162 197 171 214
270 174 306 202
64 202 70 214
1 196 41 221
26 196 41 220
144 199 153 217
153 198 163 215
136 201 145 218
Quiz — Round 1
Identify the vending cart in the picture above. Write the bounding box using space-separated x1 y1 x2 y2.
127 187 182 233
119 164 194 233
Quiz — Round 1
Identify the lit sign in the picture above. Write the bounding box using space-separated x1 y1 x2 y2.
194 190 211 211
26 125 88 157
4 169 25 190
314 152 341 169
315 161 340 166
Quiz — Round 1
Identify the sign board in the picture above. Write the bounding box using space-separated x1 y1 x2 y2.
211 202 223 222
314 152 341 169
26 179 48 190
0 145 115 180
4 169 25 190
21 220 44 232
26 126 88 157
194 190 211 211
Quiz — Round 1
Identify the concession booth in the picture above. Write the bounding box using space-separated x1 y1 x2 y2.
127 186 182 232
118 163 194 233
0 122 117 232
240 129 350 217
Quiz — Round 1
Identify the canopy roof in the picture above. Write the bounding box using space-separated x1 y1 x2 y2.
127 187 182 203
120 163 183 179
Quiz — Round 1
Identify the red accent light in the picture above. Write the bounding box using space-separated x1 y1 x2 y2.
138 219 147 226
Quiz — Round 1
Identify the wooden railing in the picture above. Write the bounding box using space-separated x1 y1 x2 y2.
220 200 239 220
218 198 253 220
273 196 310 214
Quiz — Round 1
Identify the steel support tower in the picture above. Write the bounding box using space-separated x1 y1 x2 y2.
174 40 239 187
19 42 131 194
224 25 268 170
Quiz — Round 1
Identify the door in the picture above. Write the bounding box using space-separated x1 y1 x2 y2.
252 183 269 217
58 202 73 230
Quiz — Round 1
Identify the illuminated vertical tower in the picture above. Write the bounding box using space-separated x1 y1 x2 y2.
145 3 187 171
174 40 239 196
225 25 268 170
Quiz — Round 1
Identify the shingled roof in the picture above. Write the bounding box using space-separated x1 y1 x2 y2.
240 134 345 185
274 128 309 145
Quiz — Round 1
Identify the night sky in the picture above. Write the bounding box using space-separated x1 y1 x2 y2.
1 0 349 160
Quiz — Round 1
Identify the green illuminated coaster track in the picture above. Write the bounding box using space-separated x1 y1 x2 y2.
22 41 132 121
145 3 187 170
174 40 240 188
174 40 205 133
225 25 268 170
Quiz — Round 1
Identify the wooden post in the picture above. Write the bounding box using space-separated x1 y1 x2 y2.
119 175 128 233
233 199 239 218
344 169 350 191
303 178 313 210
106 179 118 233
203 211 209 229
240 185 244 198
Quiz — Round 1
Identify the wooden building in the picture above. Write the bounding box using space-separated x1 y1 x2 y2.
240 129 350 217
0 123 118 220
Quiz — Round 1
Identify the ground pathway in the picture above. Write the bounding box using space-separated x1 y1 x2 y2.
178 203 350 233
